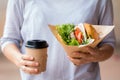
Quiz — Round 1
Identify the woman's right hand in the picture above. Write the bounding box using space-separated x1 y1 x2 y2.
16 54 40 74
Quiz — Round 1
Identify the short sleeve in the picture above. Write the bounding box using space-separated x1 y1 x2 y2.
0 0 24 51
98 0 116 48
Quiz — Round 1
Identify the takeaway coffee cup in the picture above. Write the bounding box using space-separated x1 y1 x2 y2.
25 40 48 72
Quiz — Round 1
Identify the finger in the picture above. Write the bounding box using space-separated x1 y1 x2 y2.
22 55 34 61
21 66 40 74
68 56 85 66
85 46 97 55
20 60 39 67
72 52 81 57
83 55 95 62
73 58 89 66
72 52 87 58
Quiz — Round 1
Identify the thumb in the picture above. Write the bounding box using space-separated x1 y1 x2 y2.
22 55 34 61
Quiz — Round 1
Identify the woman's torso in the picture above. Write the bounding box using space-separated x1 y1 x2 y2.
20 0 102 80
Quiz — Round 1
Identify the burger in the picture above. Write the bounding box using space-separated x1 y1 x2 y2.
56 23 99 46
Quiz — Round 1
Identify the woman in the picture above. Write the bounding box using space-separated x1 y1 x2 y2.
0 0 115 80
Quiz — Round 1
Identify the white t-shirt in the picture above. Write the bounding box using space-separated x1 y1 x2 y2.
1 0 115 80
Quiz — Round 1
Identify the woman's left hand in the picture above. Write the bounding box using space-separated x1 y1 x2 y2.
67 44 114 66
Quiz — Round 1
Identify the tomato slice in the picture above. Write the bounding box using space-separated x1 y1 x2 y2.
74 27 83 44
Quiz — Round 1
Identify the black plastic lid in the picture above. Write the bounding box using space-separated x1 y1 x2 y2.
25 40 48 49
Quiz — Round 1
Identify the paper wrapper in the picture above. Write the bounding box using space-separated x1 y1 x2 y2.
48 24 114 58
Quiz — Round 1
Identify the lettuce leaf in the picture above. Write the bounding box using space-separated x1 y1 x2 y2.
56 24 79 46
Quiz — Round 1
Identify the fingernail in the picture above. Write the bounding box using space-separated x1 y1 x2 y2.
30 57 34 60
35 69 38 72
68 56 72 59
67 56 70 58
36 62 39 66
